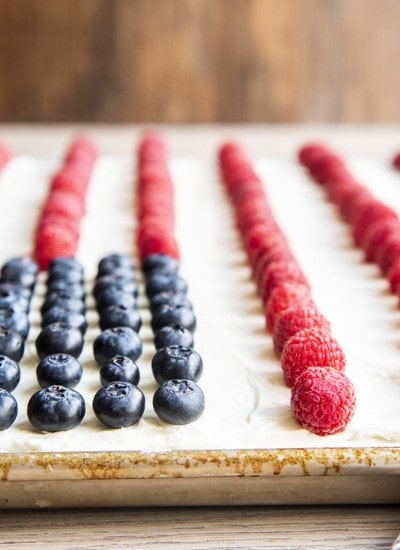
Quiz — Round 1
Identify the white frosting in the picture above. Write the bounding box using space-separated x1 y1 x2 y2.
0 152 400 452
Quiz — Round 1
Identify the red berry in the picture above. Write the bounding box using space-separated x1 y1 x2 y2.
258 260 309 304
273 305 330 357
393 152 400 170
253 240 294 286
325 176 357 204
243 224 283 266
34 223 78 270
290 366 356 436
387 256 400 294
264 282 313 332
281 328 346 387
339 187 372 224
378 235 400 275
298 143 328 167
0 141 12 169
362 219 400 263
351 201 398 246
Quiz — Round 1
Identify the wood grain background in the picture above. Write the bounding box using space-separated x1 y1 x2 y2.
0 0 399 123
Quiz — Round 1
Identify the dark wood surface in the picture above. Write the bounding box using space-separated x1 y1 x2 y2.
0 0 399 123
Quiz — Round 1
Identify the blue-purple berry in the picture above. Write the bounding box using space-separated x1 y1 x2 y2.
153 379 205 425
0 326 25 362
154 324 194 350
151 345 203 385
93 327 142 365
0 355 21 392
0 388 18 430
93 381 145 428
35 322 84 359
99 304 141 332
27 385 85 432
36 353 83 388
100 355 140 386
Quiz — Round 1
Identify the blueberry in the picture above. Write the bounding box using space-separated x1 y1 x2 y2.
48 256 84 277
99 304 141 332
100 355 140 386
47 258 84 285
47 279 86 301
41 292 85 315
1 256 38 289
146 274 187 298
0 388 18 430
151 304 196 332
27 385 85 432
149 290 192 315
36 353 83 388
35 322 84 359
142 254 179 277
154 324 194 350
0 288 29 313
93 327 143 365
151 345 203 385
1 256 39 278
0 326 25 362
41 306 88 334
93 381 145 428
0 355 21 392
95 287 136 313
47 269 84 285
97 254 135 275
153 379 205 425
0 308 30 339
93 274 138 300
0 281 32 301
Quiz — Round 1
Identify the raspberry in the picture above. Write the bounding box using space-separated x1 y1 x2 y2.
362 219 400 263
243 224 284 266
0 141 12 170
387 256 400 294
298 143 328 168
377 234 400 274
273 305 330 357
230 180 264 207
138 132 167 161
236 202 273 233
393 152 400 170
309 155 345 186
51 168 91 195
137 222 179 261
338 187 372 224
253 241 294 287
351 202 398 247
281 328 346 387
290 366 356 435
43 191 86 220
34 223 78 270
65 135 98 163
264 283 313 332
325 176 358 204
258 260 309 304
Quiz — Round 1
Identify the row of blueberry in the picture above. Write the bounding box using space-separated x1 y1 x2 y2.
143 253 205 425
91 254 145 428
0 257 40 429
27 257 88 431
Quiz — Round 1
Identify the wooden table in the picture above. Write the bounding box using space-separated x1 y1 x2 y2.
0 505 398 549
1 125 400 549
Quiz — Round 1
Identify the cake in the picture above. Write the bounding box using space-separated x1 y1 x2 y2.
0 133 400 453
